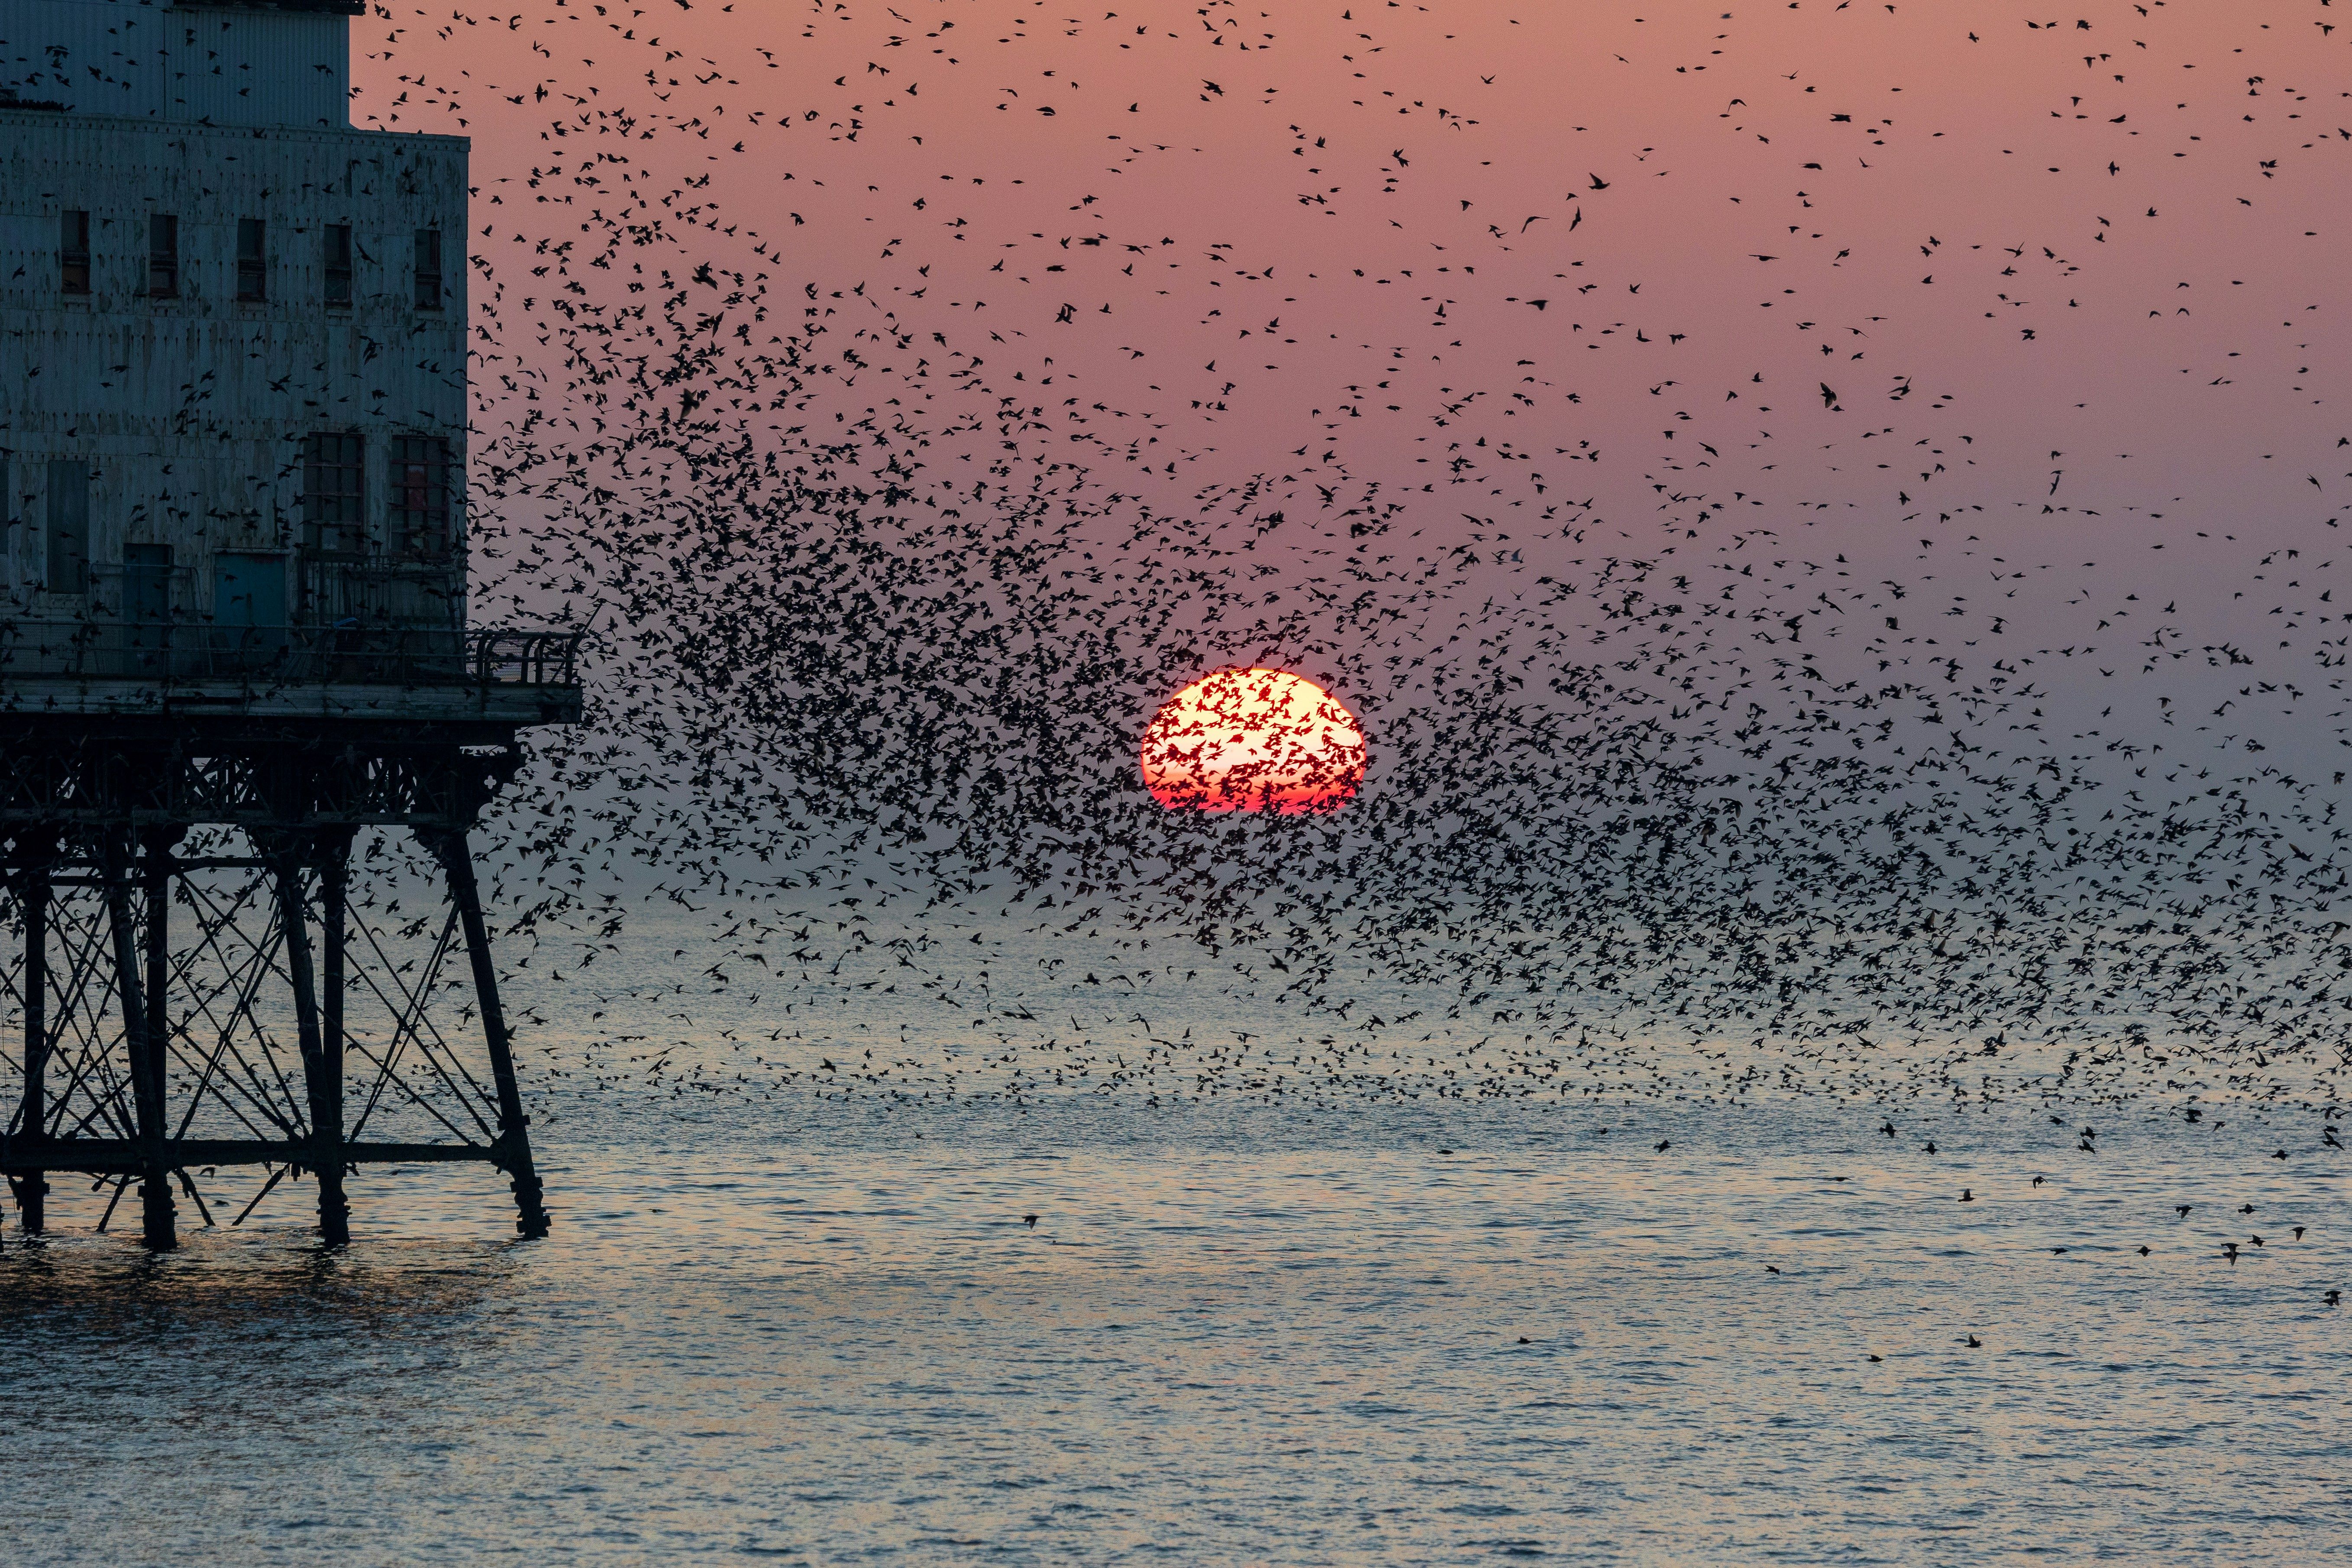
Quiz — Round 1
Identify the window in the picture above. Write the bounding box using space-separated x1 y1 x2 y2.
301 432 366 555
147 214 178 297
389 435 452 558
324 224 353 307
413 228 442 310
236 218 266 301
60 210 89 295
46 459 89 595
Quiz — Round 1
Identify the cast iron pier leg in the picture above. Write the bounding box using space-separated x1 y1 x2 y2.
16 863 48 1234
142 831 175 1222
322 833 351 1242
433 830 548 1238
105 837 175 1250
275 841 348 1247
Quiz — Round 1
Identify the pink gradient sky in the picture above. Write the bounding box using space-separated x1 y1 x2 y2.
358 2 2352 767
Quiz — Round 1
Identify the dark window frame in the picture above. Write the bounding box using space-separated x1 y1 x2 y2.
45 459 90 596
388 434 455 560
236 217 267 302
413 227 443 310
301 431 367 557
146 213 179 298
60 210 90 295
324 223 353 307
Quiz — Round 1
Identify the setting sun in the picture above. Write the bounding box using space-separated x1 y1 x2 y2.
1140 669 1367 814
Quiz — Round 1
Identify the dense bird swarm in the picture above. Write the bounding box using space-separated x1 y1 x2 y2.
332 3 2352 1119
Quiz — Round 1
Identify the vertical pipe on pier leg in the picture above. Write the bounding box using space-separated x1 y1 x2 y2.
433 830 549 1238
321 834 353 1242
142 832 172 1190
276 844 347 1247
16 864 49 1234
104 837 174 1250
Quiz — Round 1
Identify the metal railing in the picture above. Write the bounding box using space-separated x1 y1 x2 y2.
468 627 585 687
0 619 585 689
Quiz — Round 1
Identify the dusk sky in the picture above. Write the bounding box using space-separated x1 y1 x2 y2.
362 3 2352 799
12 13 2352 1550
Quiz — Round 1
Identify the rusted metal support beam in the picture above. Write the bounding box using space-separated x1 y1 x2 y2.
14 862 50 1233
320 830 355 1240
273 841 348 1247
431 829 549 1238
320 832 350 1241
103 836 175 1249
142 830 175 1219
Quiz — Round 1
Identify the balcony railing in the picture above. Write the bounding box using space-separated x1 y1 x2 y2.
468 628 585 687
0 620 585 689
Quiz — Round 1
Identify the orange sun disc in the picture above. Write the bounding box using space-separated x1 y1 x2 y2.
1140 668 1368 815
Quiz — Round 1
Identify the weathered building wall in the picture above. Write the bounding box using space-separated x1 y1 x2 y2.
0 0 354 129
0 106 469 630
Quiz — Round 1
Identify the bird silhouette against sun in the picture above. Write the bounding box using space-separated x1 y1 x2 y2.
1140 669 1367 815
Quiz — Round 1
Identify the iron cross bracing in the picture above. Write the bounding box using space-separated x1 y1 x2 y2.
2 724 559 1248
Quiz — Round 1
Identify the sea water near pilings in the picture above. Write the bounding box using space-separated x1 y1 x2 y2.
2 914 2346 1564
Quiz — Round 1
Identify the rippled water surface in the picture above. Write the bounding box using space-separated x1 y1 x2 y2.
4 1087 2347 1565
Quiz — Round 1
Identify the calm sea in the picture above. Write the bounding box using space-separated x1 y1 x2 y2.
3 918 2346 1564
